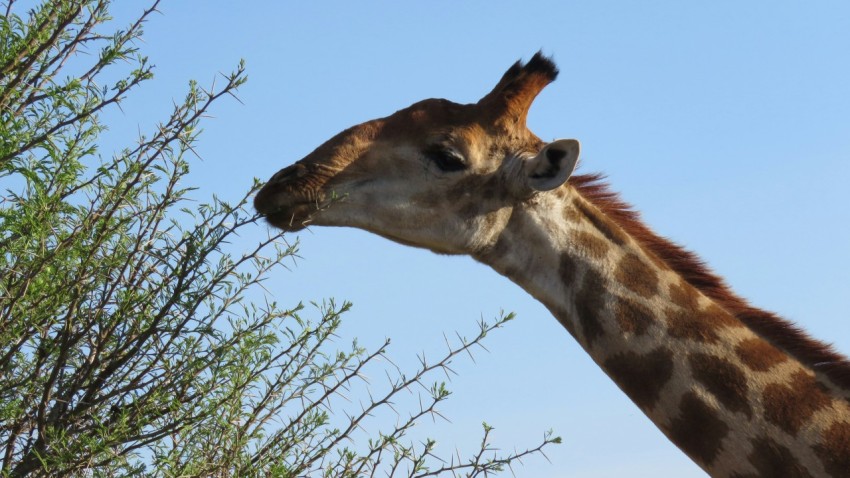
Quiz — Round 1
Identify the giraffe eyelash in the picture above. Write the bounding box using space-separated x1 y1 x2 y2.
424 147 467 172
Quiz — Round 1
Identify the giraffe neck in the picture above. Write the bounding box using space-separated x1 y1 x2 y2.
474 187 850 477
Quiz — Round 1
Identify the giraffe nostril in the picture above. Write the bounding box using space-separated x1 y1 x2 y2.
270 163 308 184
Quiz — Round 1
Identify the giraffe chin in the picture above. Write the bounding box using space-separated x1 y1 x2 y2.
262 206 313 232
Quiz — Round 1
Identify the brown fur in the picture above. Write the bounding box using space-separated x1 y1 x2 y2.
604 348 674 411
575 267 607 347
568 173 850 390
614 296 654 336
668 392 729 467
815 421 850 477
763 370 833 435
746 436 814 478
669 277 702 310
664 303 742 344
614 252 659 298
689 352 753 418
735 338 789 372
478 52 559 128
572 229 610 259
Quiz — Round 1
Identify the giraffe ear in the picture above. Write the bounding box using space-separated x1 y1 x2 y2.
526 139 580 191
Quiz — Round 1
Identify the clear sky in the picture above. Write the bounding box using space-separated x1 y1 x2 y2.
103 2 850 476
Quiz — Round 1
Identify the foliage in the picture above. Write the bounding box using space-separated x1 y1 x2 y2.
0 1 559 476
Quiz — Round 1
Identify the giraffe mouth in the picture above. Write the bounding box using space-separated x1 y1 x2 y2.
255 176 322 232
260 202 317 232
258 192 345 232
256 158 349 232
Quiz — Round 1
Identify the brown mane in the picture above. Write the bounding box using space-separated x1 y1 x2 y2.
569 173 850 391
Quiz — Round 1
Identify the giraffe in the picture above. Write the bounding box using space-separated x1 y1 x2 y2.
253 53 850 477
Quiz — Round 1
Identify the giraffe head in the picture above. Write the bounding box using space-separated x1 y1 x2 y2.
254 53 579 254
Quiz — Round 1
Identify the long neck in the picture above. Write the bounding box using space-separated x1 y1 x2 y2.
474 187 850 477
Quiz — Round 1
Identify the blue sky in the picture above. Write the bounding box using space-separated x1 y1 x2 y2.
101 2 850 476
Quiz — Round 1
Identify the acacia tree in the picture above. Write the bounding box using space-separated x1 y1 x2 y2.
0 1 558 476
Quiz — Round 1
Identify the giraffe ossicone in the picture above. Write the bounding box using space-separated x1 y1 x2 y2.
255 53 850 477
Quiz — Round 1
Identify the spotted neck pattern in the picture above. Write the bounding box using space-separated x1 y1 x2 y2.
474 180 850 478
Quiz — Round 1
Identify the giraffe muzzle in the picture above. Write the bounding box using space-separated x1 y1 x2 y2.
255 161 340 232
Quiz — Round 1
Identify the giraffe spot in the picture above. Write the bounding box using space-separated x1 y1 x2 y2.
614 296 654 336
558 253 578 285
564 203 583 222
551 305 579 338
747 436 814 478
735 337 788 372
603 347 673 411
669 392 729 467
614 252 658 298
572 230 609 260
666 308 717 342
665 303 741 343
762 370 833 435
645 250 670 271
575 267 606 347
576 199 629 246
669 278 701 311
689 353 752 418
815 421 850 477
703 304 741 328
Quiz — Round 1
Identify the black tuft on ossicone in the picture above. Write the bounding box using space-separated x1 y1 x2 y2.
495 52 559 92
478 52 561 122
524 51 559 82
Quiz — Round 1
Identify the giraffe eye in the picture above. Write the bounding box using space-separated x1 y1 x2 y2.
426 148 467 172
